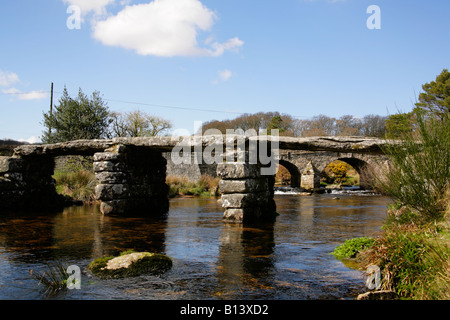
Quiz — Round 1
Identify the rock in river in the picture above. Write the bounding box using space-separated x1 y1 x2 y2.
88 251 172 279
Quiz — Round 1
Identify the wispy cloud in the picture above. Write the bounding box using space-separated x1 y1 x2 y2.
218 69 233 81
1 70 47 101
2 88 47 100
212 69 233 84
0 70 20 87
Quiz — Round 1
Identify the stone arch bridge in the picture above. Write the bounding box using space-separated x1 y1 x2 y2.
0 136 390 223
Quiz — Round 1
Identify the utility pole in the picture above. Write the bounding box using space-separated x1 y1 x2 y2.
49 82 53 136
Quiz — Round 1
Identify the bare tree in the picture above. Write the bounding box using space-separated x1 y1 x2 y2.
109 110 172 137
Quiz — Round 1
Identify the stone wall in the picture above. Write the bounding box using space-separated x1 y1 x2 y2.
0 155 63 211
93 144 169 216
164 152 217 182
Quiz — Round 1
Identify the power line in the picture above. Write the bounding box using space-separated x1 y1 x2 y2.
2 89 308 119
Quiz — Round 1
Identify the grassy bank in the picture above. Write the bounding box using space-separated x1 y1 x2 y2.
333 204 449 299
53 168 221 204
166 175 220 198
332 112 450 300
53 170 97 203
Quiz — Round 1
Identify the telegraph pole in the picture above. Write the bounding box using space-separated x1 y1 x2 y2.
49 82 53 136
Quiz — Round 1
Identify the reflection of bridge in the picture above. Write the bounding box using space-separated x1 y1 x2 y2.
0 136 389 223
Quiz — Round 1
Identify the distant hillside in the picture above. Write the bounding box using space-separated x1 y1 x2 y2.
0 139 30 156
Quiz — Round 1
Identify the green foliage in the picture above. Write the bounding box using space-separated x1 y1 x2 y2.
385 112 415 139
42 87 111 143
414 68 450 120
53 170 97 202
379 111 449 221
166 175 220 198
364 223 449 299
321 160 358 185
58 156 93 173
30 261 71 297
331 237 375 260
267 115 284 135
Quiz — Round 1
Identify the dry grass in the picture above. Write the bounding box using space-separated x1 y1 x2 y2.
166 174 220 198
53 170 97 202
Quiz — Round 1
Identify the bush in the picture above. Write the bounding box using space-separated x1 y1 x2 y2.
378 111 449 222
362 223 449 299
331 237 375 260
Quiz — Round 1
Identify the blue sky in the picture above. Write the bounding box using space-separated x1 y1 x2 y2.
1 0 449 143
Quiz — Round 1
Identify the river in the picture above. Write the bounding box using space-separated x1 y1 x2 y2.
0 191 390 300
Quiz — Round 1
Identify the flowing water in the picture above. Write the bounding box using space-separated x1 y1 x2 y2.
0 191 391 300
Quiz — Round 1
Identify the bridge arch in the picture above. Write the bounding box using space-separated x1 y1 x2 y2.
321 156 373 190
277 159 301 188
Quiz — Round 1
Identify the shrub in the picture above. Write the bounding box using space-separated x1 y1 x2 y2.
331 237 375 260
377 111 449 222
362 223 449 298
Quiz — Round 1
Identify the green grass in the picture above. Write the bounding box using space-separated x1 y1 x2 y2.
166 175 220 198
331 237 375 260
362 220 449 299
53 170 97 202
30 261 71 297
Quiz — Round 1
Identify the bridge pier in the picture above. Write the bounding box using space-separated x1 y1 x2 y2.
300 161 320 191
0 155 63 211
217 162 276 223
93 144 169 216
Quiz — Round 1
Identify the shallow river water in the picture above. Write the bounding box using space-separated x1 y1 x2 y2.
0 192 390 300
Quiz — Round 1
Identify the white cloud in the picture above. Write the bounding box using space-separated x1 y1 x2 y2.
63 0 115 16
92 0 243 57
0 70 20 87
2 88 47 100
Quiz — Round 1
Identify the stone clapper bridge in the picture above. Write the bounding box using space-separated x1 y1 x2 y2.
0 135 390 223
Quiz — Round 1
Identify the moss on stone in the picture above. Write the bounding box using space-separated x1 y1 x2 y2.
88 251 172 279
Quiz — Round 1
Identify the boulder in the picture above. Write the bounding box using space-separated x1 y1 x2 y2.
356 290 399 300
88 251 172 279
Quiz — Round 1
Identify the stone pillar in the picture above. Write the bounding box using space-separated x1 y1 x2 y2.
300 161 320 191
217 162 276 223
93 144 169 216
0 155 62 211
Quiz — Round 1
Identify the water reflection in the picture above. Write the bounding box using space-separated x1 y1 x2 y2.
216 222 275 298
0 194 391 300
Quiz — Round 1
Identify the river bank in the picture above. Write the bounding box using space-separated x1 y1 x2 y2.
331 201 449 300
